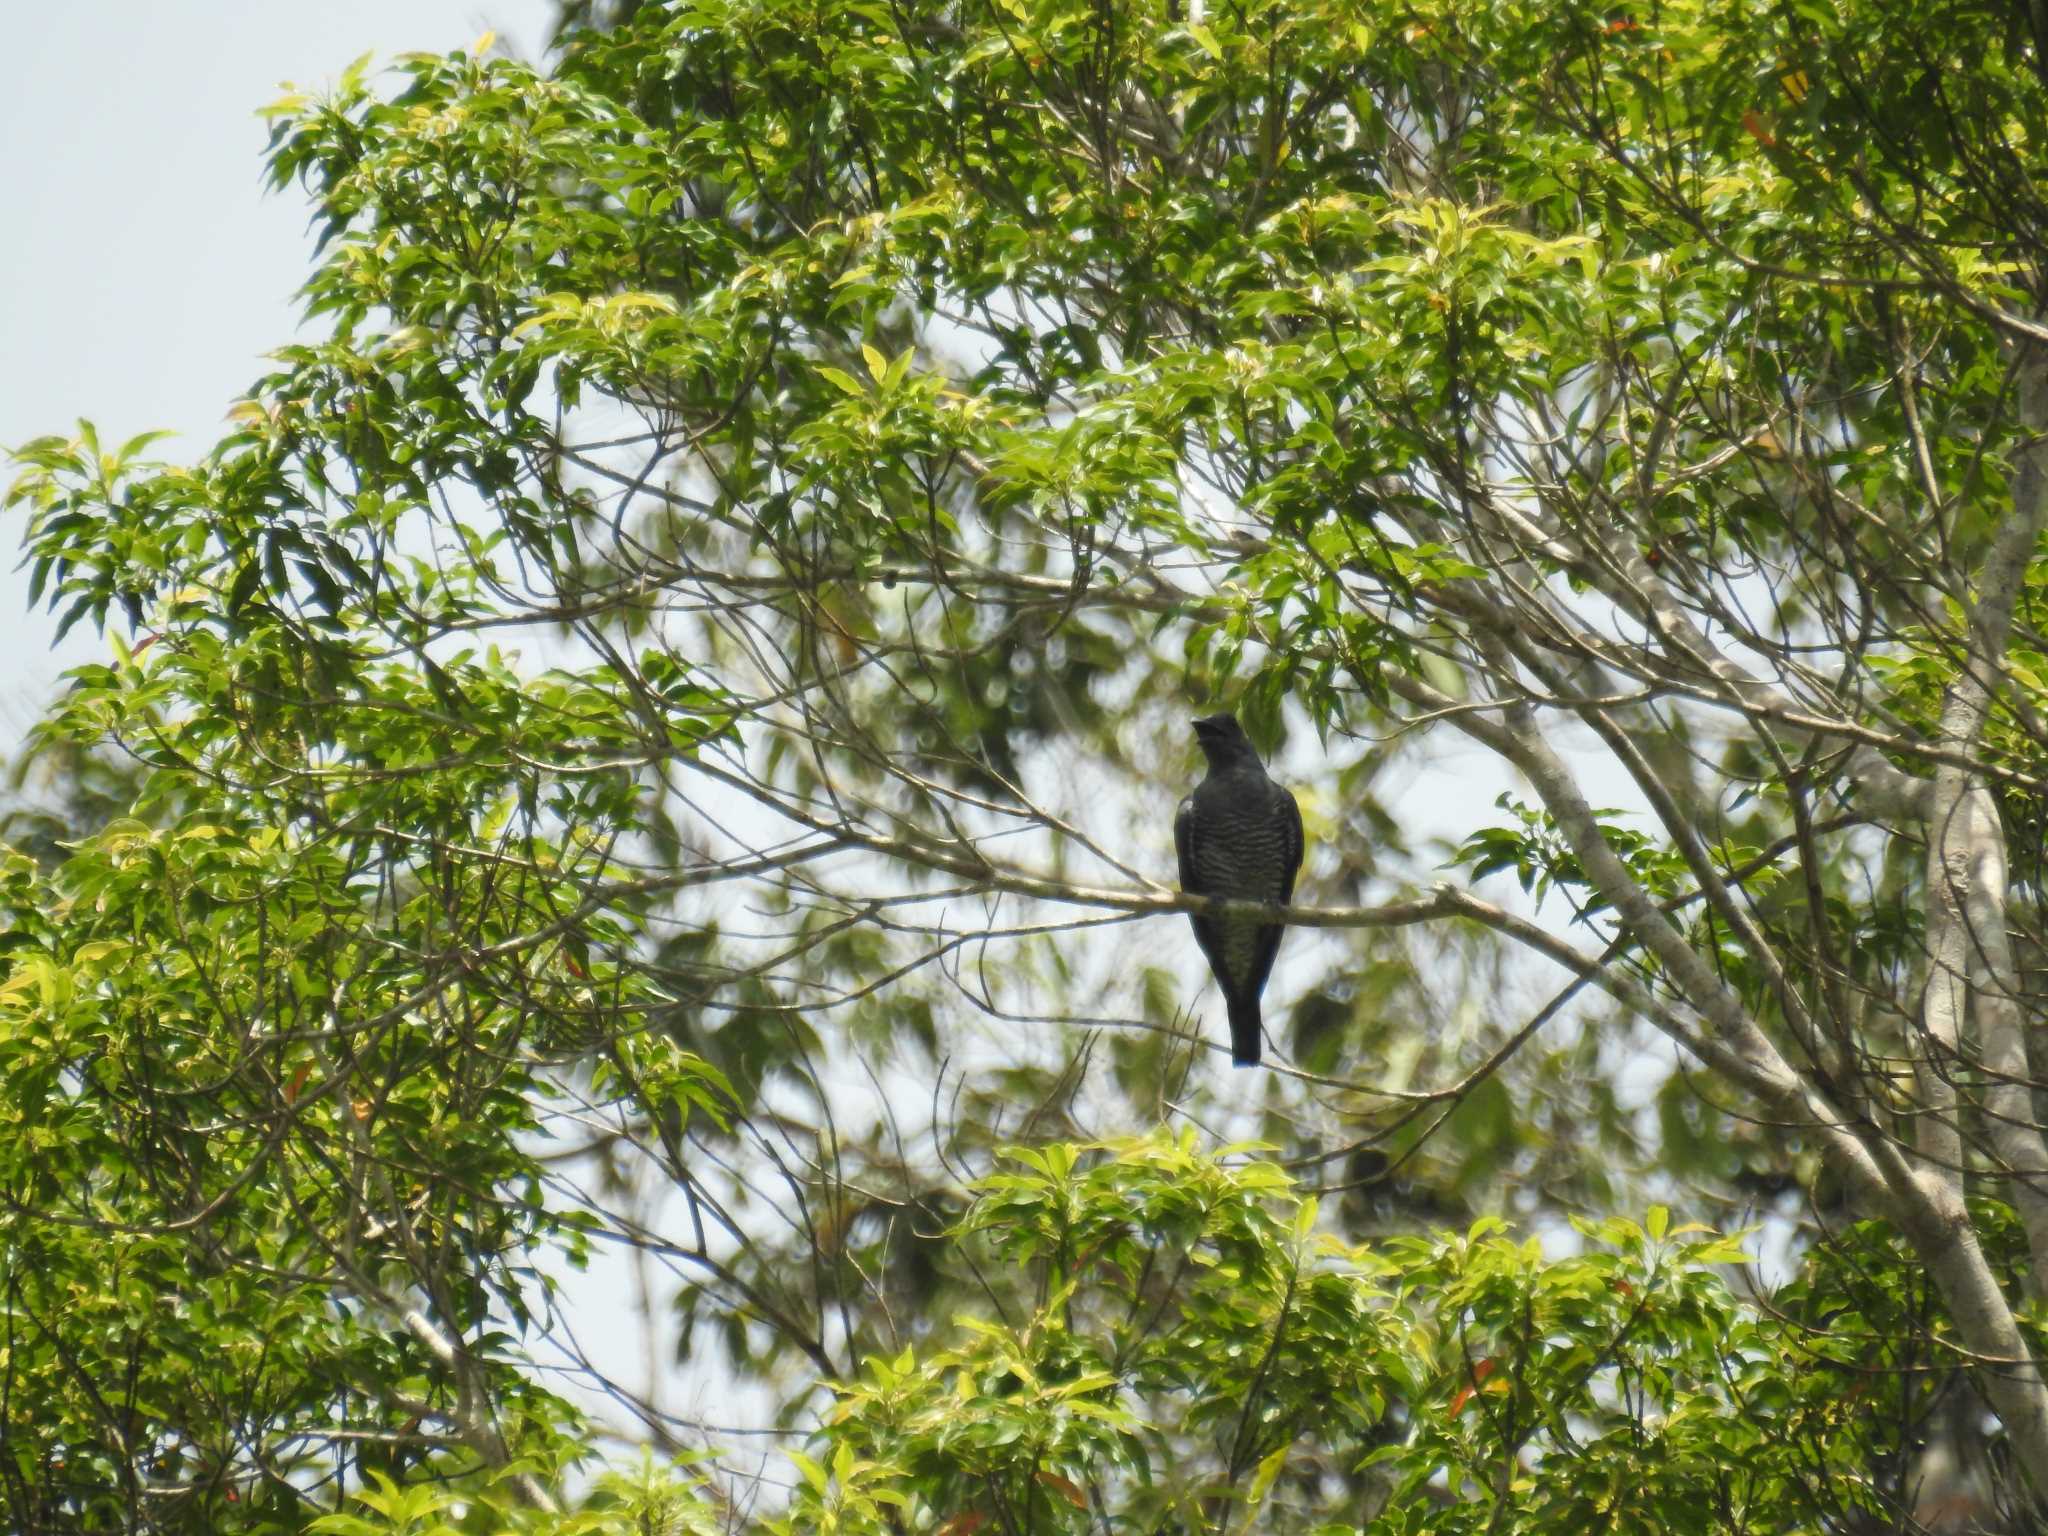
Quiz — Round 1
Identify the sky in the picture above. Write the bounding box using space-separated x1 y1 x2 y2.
0 0 708 1435
0 1 554 736
0 6 795 1447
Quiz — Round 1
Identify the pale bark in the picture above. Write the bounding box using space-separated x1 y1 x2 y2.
1422 342 2048 1489
1921 342 2048 1298
1450 659 2048 1493
1465 420 1936 820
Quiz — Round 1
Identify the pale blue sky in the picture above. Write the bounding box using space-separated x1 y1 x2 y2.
0 2 554 733
0 13 755 1437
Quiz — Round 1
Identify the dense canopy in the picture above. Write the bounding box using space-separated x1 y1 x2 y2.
8 0 2048 1528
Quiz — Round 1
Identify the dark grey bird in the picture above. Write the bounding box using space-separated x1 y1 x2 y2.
1174 713 1305 1067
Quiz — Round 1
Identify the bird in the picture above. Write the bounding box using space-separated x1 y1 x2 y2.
1174 713 1304 1066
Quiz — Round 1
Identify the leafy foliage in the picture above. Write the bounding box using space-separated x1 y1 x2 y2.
10 0 2048 1524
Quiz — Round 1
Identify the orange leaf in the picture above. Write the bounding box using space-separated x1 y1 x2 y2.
1742 110 1777 148
936 1514 989 1536
284 1063 312 1105
1449 1357 1499 1418
1037 1471 1088 1509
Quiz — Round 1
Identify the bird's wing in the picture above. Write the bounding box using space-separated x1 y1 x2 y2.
1175 791 1232 974
1278 785 1305 903
1233 784 1304 1015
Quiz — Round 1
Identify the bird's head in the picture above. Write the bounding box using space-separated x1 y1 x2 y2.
1191 713 1261 769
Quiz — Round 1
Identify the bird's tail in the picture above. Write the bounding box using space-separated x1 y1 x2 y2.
1224 993 1263 1068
